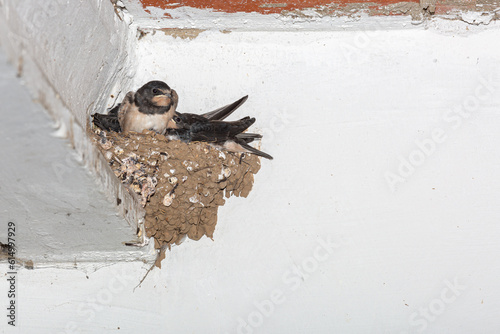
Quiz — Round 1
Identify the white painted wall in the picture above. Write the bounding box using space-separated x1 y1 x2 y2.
0 51 155 268
0 0 150 234
1 1 500 333
0 0 136 127
131 23 500 334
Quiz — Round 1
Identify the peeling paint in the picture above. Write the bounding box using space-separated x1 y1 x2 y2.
281 1 424 20
140 0 405 14
120 0 500 27
160 28 206 39
421 0 437 13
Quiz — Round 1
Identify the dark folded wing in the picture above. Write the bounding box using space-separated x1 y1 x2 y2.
235 138 274 160
189 117 255 142
92 113 121 132
235 132 262 144
201 95 248 121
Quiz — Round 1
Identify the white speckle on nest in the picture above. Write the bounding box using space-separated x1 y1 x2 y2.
218 151 226 159
189 195 199 204
114 146 124 155
163 193 175 207
105 151 113 160
218 166 232 180
183 160 197 172
182 176 188 182
170 169 176 174
140 176 157 207
222 166 231 178
168 176 178 184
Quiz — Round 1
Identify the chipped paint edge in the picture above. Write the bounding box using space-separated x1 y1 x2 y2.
122 0 500 32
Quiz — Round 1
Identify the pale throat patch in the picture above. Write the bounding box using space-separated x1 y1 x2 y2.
152 95 171 107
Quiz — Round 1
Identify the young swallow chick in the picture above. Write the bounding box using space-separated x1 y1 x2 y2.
118 80 178 135
166 112 273 160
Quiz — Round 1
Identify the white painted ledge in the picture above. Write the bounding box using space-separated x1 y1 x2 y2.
0 51 156 269
0 0 156 268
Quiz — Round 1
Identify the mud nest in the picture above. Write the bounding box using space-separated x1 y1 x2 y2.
92 128 261 250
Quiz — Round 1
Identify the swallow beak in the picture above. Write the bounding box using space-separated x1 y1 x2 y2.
152 92 173 107
160 91 172 98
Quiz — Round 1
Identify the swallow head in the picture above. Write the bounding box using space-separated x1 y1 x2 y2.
135 80 178 115
167 113 188 130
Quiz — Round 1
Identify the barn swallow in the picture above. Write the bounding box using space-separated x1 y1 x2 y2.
92 94 248 133
118 80 178 134
166 112 273 160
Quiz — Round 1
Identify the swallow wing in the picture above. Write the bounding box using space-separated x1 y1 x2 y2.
201 95 248 121
189 117 255 143
222 137 273 160
108 104 120 116
235 132 262 144
92 113 121 132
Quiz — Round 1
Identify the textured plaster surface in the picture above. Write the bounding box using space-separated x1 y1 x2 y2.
0 0 135 128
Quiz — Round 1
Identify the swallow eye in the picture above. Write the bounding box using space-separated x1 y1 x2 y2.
174 116 181 123
152 88 160 95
